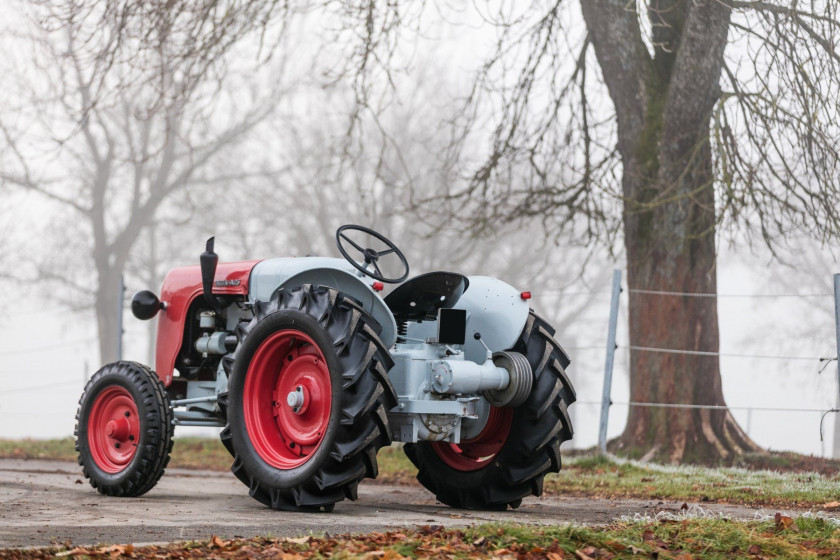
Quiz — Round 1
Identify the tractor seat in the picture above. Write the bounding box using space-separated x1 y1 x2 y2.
384 271 469 322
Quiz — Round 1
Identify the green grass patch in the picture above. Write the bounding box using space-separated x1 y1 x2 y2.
548 454 840 509
0 437 419 479
370 444 418 484
6 519 840 559
0 437 232 471
0 438 77 462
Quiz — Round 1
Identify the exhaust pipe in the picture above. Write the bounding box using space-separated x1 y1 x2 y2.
200 237 222 310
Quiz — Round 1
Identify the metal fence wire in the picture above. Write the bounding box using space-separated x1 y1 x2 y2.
549 270 840 455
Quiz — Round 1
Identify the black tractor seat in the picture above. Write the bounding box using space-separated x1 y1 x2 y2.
384 271 469 322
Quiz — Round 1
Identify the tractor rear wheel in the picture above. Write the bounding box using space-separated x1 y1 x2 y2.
221 284 397 511
75 361 174 497
404 310 575 510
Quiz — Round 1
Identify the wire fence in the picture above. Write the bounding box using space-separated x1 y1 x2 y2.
550 271 840 456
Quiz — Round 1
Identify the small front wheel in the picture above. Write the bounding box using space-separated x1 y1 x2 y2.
75 361 173 497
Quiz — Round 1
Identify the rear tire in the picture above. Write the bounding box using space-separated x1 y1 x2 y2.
75 361 174 497
221 284 397 511
404 310 575 509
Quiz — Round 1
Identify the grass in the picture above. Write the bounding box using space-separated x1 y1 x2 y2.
0 437 231 470
547 454 840 509
5 438 840 509
5 518 840 559
0 437 417 481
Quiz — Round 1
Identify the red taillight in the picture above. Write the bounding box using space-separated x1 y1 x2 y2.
520 291 531 300
372 281 384 292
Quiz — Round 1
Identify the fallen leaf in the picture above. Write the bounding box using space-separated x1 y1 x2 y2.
824 501 840 509
211 535 226 549
100 545 130 557
472 537 486 546
56 548 92 558
680 503 688 511
674 554 694 560
74 479 83 485
419 525 444 535
642 529 656 542
605 540 626 552
282 536 310 545
774 513 795 531
547 552 566 560
748 544 761 554
574 550 594 560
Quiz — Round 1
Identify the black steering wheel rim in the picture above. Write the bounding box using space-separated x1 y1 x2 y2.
335 224 410 284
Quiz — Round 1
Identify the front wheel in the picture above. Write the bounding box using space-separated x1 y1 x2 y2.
404 311 575 510
75 361 174 497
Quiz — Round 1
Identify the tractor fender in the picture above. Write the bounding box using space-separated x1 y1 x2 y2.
249 257 397 348
405 275 530 363
455 276 531 363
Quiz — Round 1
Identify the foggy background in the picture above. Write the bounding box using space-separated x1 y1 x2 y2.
0 2 837 456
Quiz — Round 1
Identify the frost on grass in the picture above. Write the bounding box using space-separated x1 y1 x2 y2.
617 504 725 524
554 454 840 508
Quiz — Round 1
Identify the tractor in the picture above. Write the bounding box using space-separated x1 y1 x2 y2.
74 225 575 511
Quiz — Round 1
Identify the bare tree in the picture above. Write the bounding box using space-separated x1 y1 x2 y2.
0 8 277 363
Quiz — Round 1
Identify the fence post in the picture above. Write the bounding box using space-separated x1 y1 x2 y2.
835 274 840 394
833 274 840 458
598 269 622 454
116 274 125 362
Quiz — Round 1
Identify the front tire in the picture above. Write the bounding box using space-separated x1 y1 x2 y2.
404 310 575 509
75 361 174 497
221 284 397 511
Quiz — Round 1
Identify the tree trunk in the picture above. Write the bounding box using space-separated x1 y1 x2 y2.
617 145 759 462
95 266 120 365
582 0 760 463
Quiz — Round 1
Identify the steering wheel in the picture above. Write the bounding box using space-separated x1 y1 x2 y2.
335 224 410 283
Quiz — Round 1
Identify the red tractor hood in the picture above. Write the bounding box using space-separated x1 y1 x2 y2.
155 260 261 385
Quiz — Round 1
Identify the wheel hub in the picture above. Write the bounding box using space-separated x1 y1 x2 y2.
105 417 132 441
87 386 140 473
286 386 308 414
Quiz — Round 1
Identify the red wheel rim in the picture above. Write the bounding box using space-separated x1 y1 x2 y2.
87 386 140 474
244 330 332 469
432 406 513 472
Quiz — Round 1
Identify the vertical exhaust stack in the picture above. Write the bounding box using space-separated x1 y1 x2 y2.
200 237 221 310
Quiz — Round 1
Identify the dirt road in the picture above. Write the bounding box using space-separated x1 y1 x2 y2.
0 459 799 548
